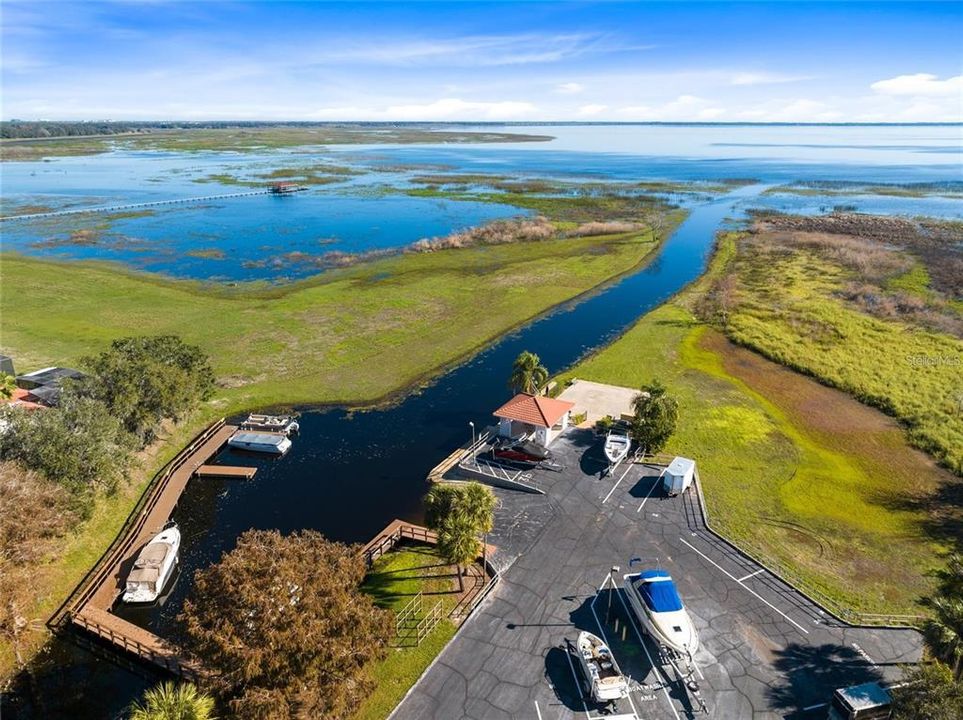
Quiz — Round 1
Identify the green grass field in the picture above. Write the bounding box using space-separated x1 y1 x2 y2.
354 545 461 720
719 227 962 475
558 237 957 616
1 227 667 415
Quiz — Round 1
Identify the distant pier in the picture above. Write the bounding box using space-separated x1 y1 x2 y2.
1 185 307 223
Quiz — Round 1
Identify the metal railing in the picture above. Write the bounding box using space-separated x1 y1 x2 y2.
690 470 926 629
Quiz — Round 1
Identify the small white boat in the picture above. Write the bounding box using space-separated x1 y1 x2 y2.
122 525 180 604
604 431 631 464
228 431 292 455
574 630 630 703
623 569 699 655
241 413 300 435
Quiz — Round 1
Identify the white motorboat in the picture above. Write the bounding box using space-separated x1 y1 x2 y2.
241 413 300 435
604 431 631 464
228 430 292 455
574 630 630 703
122 524 180 604
623 569 699 655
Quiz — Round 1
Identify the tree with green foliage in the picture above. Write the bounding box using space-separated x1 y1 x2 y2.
128 682 216 720
425 482 496 590
179 529 392 720
81 335 215 444
0 395 134 515
630 380 679 456
891 661 963 720
0 374 16 400
925 597 963 680
509 350 549 395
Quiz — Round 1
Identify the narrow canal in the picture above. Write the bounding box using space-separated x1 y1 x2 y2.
7 185 762 719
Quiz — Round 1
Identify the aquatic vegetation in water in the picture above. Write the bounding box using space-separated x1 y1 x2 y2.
186 248 226 260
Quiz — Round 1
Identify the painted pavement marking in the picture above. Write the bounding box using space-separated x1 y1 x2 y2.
679 537 809 635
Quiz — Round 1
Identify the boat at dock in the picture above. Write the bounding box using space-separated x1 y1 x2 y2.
228 430 292 455
623 569 699 655
122 524 180 604
604 431 631 464
574 630 630 703
240 413 300 435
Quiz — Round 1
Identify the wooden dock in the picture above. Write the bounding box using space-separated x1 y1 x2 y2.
50 419 238 678
195 464 257 479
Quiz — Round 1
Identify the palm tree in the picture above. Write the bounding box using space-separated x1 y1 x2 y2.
925 596 963 681
0 374 17 401
128 682 216 720
425 482 496 591
509 351 548 395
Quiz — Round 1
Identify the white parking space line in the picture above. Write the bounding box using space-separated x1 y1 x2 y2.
679 537 809 635
533 700 543 720
588 575 640 720
737 568 765 582
603 464 635 504
563 642 592 720
803 702 828 712
612 579 682 720
636 471 663 512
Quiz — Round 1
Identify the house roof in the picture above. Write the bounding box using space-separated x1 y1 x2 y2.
493 393 575 428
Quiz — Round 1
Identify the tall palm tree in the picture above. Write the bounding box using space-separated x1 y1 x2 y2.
509 351 549 395
0 373 17 401
424 483 496 591
128 682 216 720
925 596 963 681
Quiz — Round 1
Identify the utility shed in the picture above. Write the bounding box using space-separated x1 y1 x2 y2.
663 456 696 496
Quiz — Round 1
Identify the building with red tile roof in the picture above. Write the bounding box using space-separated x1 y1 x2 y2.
493 393 575 447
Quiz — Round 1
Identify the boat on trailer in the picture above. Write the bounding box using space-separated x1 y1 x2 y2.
603 431 631 464
122 524 180 604
241 413 300 435
623 569 699 655
491 437 550 465
228 430 292 455
574 630 630 703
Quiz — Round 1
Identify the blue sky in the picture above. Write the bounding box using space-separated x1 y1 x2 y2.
2 1 961 121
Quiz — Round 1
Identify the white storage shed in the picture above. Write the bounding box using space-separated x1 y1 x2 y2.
663 456 696 496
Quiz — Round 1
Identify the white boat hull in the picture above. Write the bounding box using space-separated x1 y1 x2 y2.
623 572 699 655
574 631 629 702
122 526 180 604
604 432 631 464
228 431 292 455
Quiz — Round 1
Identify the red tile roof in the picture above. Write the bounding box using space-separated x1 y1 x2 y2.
493 393 575 428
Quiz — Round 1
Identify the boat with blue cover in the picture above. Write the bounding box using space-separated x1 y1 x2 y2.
623 569 699 655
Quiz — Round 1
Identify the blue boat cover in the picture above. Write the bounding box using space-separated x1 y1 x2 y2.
634 570 683 613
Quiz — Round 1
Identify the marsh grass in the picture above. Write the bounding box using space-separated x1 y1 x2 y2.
557 237 958 614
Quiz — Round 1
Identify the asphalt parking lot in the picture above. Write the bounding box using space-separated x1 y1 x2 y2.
393 429 922 720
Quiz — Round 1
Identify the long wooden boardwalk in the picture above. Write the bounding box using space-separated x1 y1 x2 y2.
51 419 237 679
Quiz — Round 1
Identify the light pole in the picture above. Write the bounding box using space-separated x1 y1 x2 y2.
469 421 476 466
606 565 620 624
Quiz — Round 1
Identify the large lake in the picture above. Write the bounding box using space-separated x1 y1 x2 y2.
1 124 960 281
2 124 961 719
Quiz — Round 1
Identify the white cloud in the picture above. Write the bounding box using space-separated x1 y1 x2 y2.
729 71 813 86
309 98 538 121
577 104 607 116
555 82 584 94
619 95 725 121
870 73 963 97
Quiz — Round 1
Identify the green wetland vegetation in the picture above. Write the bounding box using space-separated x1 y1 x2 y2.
561 215 963 615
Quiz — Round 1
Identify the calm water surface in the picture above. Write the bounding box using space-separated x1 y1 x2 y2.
3 125 961 718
